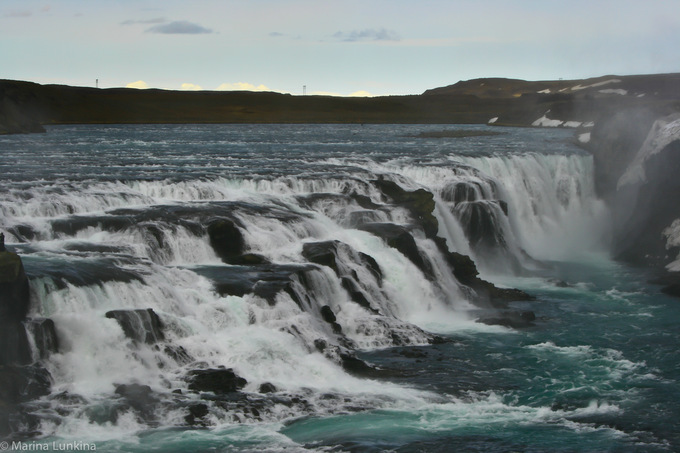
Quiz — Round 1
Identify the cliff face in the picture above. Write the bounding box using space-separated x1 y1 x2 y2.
588 111 680 273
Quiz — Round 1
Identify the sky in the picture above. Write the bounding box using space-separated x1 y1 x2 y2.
1 0 679 96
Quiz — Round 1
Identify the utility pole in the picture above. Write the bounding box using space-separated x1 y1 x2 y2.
303 85 306 96
96 79 99 88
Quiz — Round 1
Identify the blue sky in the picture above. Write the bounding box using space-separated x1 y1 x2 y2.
1 0 679 96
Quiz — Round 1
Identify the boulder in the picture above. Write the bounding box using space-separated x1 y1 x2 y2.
105 309 165 344
114 383 159 419
25 318 59 360
187 368 247 394
207 219 246 263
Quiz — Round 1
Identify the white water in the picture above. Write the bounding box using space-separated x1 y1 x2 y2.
0 125 613 442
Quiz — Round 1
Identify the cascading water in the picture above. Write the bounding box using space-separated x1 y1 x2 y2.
1 124 677 452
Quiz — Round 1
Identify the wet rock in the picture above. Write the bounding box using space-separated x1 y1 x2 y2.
114 383 159 419
477 310 536 328
187 368 247 394
302 240 382 310
432 236 534 307
358 223 432 279
319 305 336 324
0 321 32 366
0 365 52 404
105 309 165 344
192 263 314 305
0 250 31 322
207 218 246 263
184 402 209 426
25 318 59 360
453 200 506 249
259 382 277 394
372 178 439 239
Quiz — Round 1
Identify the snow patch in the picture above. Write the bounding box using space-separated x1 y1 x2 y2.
582 121 595 128
599 89 628 95
532 112 563 127
570 79 621 91
618 113 680 189
537 89 551 94
488 117 498 124
564 121 582 128
578 132 591 143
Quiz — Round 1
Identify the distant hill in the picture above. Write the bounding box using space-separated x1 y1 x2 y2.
1 73 679 134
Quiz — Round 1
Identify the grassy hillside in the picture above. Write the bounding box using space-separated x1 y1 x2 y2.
1 73 679 134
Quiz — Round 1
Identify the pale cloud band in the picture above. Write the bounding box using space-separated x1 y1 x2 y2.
146 20 213 34
333 28 400 42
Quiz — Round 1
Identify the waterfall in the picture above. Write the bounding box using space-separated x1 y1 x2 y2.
0 124 611 439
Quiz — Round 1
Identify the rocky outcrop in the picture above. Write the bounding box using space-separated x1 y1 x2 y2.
187 368 247 394
588 109 680 296
105 309 165 344
589 112 680 265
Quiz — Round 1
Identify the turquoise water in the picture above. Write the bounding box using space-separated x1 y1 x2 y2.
1 124 678 451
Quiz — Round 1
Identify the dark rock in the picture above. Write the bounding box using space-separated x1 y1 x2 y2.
453 200 506 250
0 321 32 366
207 219 246 263
259 382 277 394
340 277 377 313
301 240 382 312
192 263 313 305
432 236 534 307
0 365 51 404
441 181 484 203
227 253 269 265
114 383 159 417
185 403 209 426
162 344 193 364
358 223 432 278
313 339 328 352
320 305 337 323
187 368 247 394
25 318 59 360
477 310 536 328
105 309 165 344
0 251 31 322
339 354 382 378
302 241 341 274
650 272 680 298
372 178 439 238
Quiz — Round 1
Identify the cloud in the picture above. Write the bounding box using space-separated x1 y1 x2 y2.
216 82 270 92
333 28 400 42
349 90 374 97
126 80 149 89
121 17 166 26
146 20 213 34
4 9 32 17
180 83 202 91
269 32 285 38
